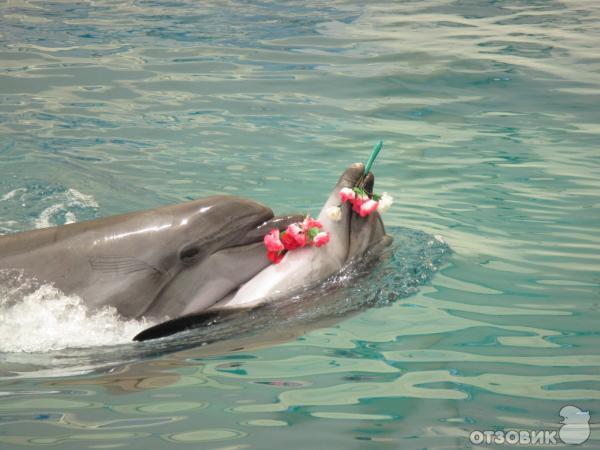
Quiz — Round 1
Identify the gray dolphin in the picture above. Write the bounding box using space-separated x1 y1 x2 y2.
135 163 392 340
0 196 301 319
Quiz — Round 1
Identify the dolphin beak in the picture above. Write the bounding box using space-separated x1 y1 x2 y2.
362 171 375 193
338 163 366 188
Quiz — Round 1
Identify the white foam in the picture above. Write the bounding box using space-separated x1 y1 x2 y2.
434 234 446 244
34 188 99 229
0 283 152 353
65 188 99 208
1 188 147 354
35 203 68 229
0 188 26 202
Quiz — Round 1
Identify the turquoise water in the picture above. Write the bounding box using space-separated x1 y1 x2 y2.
1 0 600 448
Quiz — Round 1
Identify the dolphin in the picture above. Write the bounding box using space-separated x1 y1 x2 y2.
0 196 302 319
134 163 393 341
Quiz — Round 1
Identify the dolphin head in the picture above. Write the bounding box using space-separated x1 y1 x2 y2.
140 196 302 319
317 163 390 266
172 195 274 265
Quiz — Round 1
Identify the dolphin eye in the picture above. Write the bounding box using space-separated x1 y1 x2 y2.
179 246 201 262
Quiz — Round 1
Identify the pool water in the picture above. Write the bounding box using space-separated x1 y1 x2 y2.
1 0 599 448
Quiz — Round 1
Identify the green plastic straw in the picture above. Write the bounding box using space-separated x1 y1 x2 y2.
364 140 383 174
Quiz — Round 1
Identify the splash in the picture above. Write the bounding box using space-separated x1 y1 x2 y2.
0 274 152 353
0 186 148 353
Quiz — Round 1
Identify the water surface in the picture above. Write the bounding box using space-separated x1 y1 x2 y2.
1 0 599 448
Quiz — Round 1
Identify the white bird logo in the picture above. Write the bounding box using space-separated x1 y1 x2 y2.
559 405 590 445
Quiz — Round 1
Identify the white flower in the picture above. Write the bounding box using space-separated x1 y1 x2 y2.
377 192 393 213
326 205 342 221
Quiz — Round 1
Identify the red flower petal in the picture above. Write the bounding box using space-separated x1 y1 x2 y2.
303 216 323 230
267 250 285 264
280 232 300 250
286 223 307 247
359 199 379 217
312 231 330 247
340 187 356 203
264 229 284 252
352 195 365 213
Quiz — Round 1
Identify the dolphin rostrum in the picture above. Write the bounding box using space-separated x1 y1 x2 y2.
134 163 392 340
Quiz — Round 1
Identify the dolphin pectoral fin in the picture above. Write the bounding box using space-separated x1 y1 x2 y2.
133 309 239 341
89 256 164 276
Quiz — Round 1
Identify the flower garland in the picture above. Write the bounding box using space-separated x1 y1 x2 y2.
263 216 330 264
326 186 393 221
263 186 393 264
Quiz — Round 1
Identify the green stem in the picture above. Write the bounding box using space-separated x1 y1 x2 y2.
364 140 383 174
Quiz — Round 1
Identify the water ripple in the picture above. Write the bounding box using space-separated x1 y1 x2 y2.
0 0 599 448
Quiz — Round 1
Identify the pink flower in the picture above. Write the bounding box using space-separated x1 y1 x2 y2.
352 194 368 213
312 231 330 247
280 231 300 250
359 199 379 217
264 215 331 264
303 216 323 230
339 187 356 203
264 229 284 252
267 250 284 264
286 223 307 247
